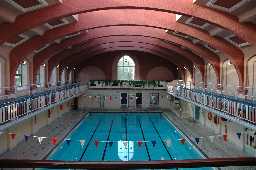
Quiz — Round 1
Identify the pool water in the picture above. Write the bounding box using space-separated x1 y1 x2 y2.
47 112 213 170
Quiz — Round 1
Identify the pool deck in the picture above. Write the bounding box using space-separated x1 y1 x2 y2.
0 110 86 160
164 112 255 170
164 112 249 158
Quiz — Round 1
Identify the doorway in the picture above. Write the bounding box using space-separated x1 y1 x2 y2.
136 93 142 108
121 93 128 109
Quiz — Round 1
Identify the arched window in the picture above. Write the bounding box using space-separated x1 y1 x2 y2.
50 66 57 86
247 56 256 98
36 64 46 87
0 57 6 94
193 66 203 87
117 55 135 80
206 63 217 90
68 71 73 83
15 61 28 88
61 69 66 84
222 60 239 95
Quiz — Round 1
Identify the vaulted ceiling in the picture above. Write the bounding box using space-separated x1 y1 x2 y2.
0 0 255 86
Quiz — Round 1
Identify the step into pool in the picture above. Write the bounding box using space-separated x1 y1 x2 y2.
47 112 213 170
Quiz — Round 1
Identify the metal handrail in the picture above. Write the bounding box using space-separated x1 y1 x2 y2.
88 80 168 89
0 83 80 102
0 83 80 100
0 83 83 127
0 157 255 169
168 85 256 130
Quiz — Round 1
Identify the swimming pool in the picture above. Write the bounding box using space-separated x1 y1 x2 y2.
47 112 212 170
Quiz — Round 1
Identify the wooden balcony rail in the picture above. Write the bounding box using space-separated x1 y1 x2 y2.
0 157 255 169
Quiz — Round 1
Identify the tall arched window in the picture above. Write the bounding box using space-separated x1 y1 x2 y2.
222 60 239 95
247 56 256 98
15 61 28 89
61 69 66 85
206 63 217 90
50 66 57 86
36 64 46 87
193 66 203 87
117 55 135 80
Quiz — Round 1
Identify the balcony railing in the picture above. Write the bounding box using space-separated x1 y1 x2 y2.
0 157 255 169
0 83 84 131
88 80 167 89
168 85 256 130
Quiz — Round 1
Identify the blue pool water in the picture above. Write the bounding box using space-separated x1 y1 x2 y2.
47 112 212 170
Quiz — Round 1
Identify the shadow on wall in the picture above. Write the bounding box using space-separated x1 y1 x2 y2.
146 66 174 81
78 66 106 84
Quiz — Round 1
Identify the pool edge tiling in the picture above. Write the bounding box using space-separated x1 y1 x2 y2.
162 113 209 160
43 113 90 160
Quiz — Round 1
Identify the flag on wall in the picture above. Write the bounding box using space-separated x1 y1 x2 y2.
250 136 254 143
236 132 241 139
9 133 16 140
195 137 200 144
223 134 228 142
208 136 215 142
34 116 37 124
37 137 47 144
48 110 51 118
51 136 57 145
24 135 29 142
60 104 63 110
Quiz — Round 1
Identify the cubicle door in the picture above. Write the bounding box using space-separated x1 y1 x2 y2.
150 93 159 106
121 93 128 108
128 94 136 108
136 93 142 108
194 105 200 120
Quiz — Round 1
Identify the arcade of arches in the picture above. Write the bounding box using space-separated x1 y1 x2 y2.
0 0 256 168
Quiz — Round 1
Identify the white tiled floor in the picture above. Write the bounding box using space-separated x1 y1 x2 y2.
164 112 255 170
0 111 85 160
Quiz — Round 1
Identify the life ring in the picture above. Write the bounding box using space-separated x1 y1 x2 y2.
208 112 213 120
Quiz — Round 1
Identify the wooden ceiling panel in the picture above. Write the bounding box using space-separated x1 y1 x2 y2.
190 17 207 26
229 35 247 45
13 0 41 8
214 0 242 9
